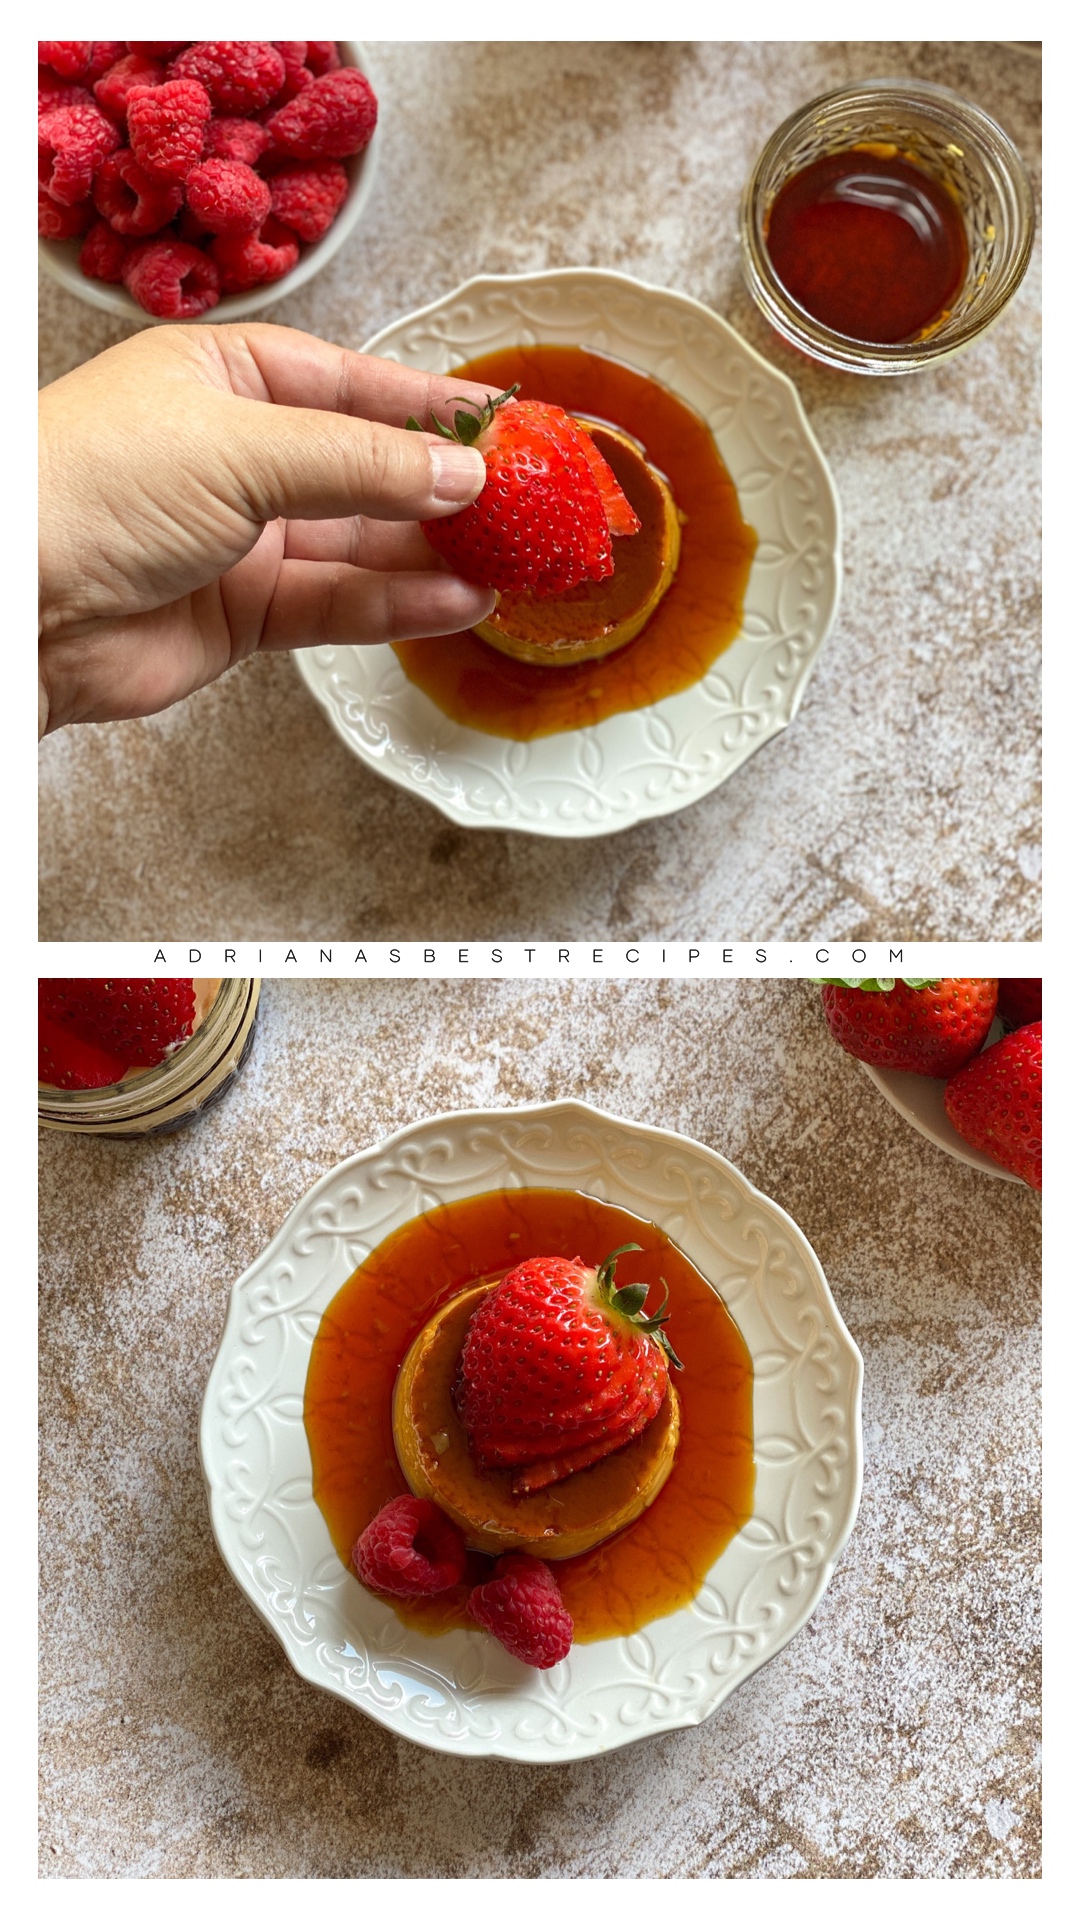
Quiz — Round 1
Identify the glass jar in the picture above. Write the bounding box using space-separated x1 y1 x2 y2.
38 979 260 1136
740 78 1035 375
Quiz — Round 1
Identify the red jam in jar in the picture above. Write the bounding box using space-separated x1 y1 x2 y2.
764 146 968 344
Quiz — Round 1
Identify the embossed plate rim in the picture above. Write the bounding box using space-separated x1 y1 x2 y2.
200 1098 863 1761
294 267 842 838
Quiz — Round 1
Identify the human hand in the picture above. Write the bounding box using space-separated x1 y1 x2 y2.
38 322 498 734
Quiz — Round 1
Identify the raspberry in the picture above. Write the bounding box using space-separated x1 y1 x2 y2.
38 42 93 80
306 43 341 77
185 158 271 236
352 1497 467 1597
212 215 299 293
123 238 221 318
270 43 314 105
128 43 191 58
202 116 271 167
268 160 348 242
128 78 212 183
466 1555 574 1669
38 71 93 116
39 980 197 1073
170 42 286 115
79 218 132 283
93 52 166 123
38 187 92 240
93 149 182 236
39 101 120 205
266 67 377 160
84 42 128 85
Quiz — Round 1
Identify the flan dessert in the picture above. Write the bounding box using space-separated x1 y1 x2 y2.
473 422 682 667
393 1279 681 1560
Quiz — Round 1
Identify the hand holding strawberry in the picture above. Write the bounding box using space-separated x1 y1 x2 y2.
408 384 641 595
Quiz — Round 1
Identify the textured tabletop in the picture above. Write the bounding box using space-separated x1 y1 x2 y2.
38 40 1041 944
39 979 1041 1878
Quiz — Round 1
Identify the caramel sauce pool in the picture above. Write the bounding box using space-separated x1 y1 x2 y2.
304 1188 755 1643
392 346 758 741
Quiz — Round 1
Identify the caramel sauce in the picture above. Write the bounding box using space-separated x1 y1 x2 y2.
392 345 758 741
304 1188 755 1643
765 147 968 344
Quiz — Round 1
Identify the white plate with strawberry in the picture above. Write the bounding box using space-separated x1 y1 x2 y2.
201 1100 863 1761
296 268 841 836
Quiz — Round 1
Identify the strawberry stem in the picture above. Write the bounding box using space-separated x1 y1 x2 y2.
595 1243 683 1371
405 384 520 445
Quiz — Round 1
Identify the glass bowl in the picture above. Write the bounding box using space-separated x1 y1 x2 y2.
38 978 260 1136
740 77 1035 375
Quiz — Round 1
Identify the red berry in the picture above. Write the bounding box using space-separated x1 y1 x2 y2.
266 67 377 160
819 978 999 1078
270 43 314 105
93 149 183 236
38 187 93 240
39 980 197 1080
127 78 212 183
39 70 93 117
38 42 93 80
170 42 286 115
123 238 221 318
185 158 271 236
306 44 341 77
466 1555 574 1668
128 43 191 58
39 100 120 205
944 1023 1042 1190
84 43 128 85
268 160 348 242
352 1496 467 1597
457 1247 674 1492
997 979 1042 1031
39 1014 128 1091
93 52 166 124
79 218 132 282
202 116 272 167
211 215 299 293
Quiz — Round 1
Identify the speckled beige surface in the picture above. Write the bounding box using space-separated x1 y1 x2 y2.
38 42 1040 943
39 979 1041 1878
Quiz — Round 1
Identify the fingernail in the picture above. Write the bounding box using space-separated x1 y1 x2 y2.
427 442 486 508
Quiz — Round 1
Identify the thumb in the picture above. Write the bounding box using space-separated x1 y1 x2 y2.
219 397 486 526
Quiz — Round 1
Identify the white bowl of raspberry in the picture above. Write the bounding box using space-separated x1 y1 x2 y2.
38 41 381 325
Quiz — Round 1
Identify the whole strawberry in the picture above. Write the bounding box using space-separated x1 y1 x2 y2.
456 1244 680 1494
944 1023 1041 1189
466 1554 574 1668
39 979 197 1087
407 385 640 596
819 977 998 1078
997 979 1042 1031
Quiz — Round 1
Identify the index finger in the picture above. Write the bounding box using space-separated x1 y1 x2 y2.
205 322 506 430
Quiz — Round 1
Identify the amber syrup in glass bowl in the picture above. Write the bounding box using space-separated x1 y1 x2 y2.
304 1188 755 1644
392 345 757 742
764 147 968 344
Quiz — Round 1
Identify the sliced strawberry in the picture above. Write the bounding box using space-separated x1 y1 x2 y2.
38 1013 128 1090
39 979 197 1073
576 423 642 537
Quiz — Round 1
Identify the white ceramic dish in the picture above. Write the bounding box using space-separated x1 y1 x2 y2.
295 268 842 837
201 1099 863 1762
862 1026 1025 1185
38 43 380 325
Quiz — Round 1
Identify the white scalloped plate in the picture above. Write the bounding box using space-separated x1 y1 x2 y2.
295 269 842 837
201 1100 863 1761
862 1027 1025 1184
